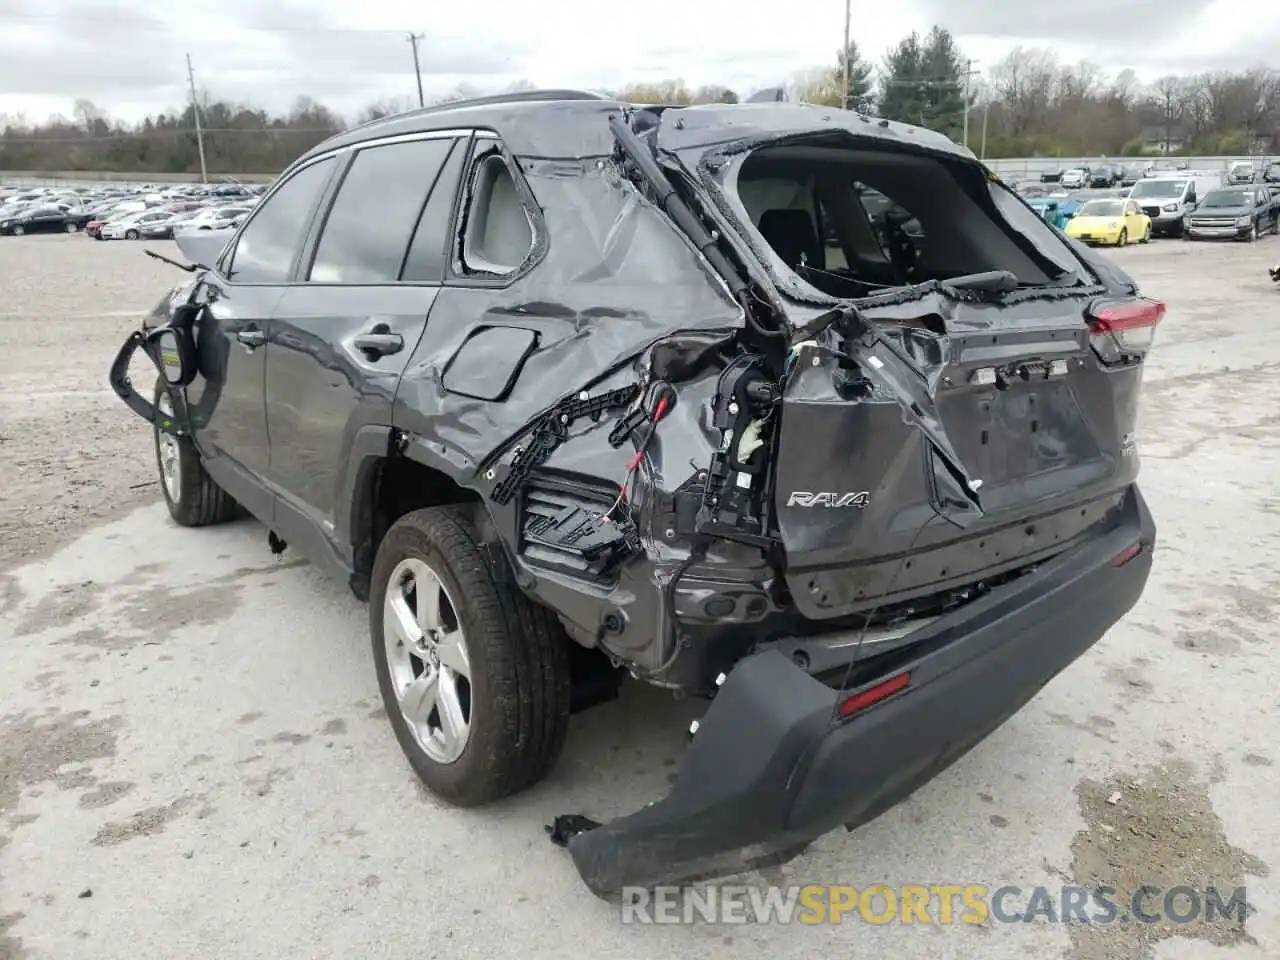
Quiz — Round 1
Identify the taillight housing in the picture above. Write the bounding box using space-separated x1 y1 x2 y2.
1086 298 1166 365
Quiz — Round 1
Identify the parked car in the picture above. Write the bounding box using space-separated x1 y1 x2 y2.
107 91 1159 897
1227 160 1256 185
1182 186 1279 241
1060 167 1089 188
101 208 182 240
1040 167 1063 183
137 209 202 240
175 205 252 232
1089 165 1119 188
1064 198 1151 245
87 200 148 238
0 204 93 235
1118 165 1140 187
1025 197 1069 229
1016 182 1053 199
1126 174 1220 237
1259 161 1280 184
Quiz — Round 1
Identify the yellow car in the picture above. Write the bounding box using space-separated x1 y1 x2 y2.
1064 198 1152 246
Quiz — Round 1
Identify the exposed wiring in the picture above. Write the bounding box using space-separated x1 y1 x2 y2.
600 392 672 522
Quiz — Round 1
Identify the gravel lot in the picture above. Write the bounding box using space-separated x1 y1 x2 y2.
2 234 1278 960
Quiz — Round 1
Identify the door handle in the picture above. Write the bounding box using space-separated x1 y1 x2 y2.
353 331 404 359
236 329 266 349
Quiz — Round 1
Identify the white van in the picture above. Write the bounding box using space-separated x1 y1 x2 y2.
1127 173 1223 236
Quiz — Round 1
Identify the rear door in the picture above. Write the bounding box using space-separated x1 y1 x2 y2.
265 130 470 555
189 154 338 520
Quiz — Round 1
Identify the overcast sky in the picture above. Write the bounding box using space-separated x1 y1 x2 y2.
0 0 1272 124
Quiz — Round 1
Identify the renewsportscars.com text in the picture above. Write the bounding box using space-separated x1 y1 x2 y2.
620 884 1250 926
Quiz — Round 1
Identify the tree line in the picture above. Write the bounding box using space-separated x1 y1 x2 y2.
1 27 1276 176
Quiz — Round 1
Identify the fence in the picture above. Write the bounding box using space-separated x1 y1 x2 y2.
984 156 1263 179
2 156 1268 189
0 170 277 187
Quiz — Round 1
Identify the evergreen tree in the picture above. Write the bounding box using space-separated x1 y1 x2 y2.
877 32 925 124
836 41 875 113
919 26 967 139
877 27 968 137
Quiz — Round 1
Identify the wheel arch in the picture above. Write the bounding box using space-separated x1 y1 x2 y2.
341 428 493 600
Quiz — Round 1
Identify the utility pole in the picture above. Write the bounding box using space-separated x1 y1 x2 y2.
407 33 425 107
980 94 990 161
961 59 980 151
841 0 851 110
185 52 208 184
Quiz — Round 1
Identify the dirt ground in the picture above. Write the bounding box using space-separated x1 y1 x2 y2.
1 232 1278 960
0 237 178 571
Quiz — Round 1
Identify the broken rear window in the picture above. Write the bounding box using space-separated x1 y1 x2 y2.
727 141 1081 300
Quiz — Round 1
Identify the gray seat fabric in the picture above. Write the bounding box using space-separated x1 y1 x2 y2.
758 208 822 270
464 155 533 274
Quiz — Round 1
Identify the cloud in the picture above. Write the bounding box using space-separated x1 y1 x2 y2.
910 0 1215 43
0 0 1275 124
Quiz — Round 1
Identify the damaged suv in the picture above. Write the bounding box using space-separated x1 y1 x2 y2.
110 91 1159 897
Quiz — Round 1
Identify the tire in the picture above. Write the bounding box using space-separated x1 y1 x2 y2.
1245 224 1258 243
65 221 79 233
370 505 571 807
1140 224 1151 244
152 378 238 527
125 229 140 240
12 225 23 236
1117 228 1128 247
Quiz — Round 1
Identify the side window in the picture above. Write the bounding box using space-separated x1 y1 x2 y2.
309 137 457 284
226 156 334 283
401 140 468 282
458 146 534 276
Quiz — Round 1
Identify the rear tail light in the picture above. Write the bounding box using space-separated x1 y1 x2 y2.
1086 298 1165 364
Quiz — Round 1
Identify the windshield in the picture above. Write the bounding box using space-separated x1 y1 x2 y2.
1078 200 1124 217
1130 179 1185 199
1201 190 1250 207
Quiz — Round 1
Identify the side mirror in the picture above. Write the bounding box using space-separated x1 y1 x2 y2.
145 324 197 387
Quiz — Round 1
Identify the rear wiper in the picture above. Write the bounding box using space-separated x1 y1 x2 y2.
941 270 1019 293
144 248 205 273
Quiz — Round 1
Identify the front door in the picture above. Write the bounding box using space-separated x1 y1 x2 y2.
192 154 339 521
266 133 469 561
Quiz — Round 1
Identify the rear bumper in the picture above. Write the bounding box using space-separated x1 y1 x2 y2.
568 485 1155 897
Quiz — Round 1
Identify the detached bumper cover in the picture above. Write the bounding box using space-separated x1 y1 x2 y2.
568 486 1155 897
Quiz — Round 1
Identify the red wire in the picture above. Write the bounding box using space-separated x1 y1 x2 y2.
602 393 672 522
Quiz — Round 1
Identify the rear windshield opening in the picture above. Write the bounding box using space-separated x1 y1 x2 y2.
730 142 1078 300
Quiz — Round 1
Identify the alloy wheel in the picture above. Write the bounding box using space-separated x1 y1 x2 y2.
382 557 472 764
156 392 181 503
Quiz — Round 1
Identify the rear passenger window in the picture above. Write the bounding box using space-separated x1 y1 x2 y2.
400 140 467 282
309 137 457 283
227 156 334 283
459 146 534 276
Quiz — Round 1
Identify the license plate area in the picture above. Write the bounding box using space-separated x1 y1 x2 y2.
939 380 1102 490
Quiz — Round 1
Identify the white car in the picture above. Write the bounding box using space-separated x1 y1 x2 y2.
175 205 252 233
100 209 177 240
1060 168 1088 189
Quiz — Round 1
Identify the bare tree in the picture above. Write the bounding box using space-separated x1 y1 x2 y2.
1148 76 1184 153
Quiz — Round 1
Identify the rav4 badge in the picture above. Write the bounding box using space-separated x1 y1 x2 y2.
786 491 872 508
